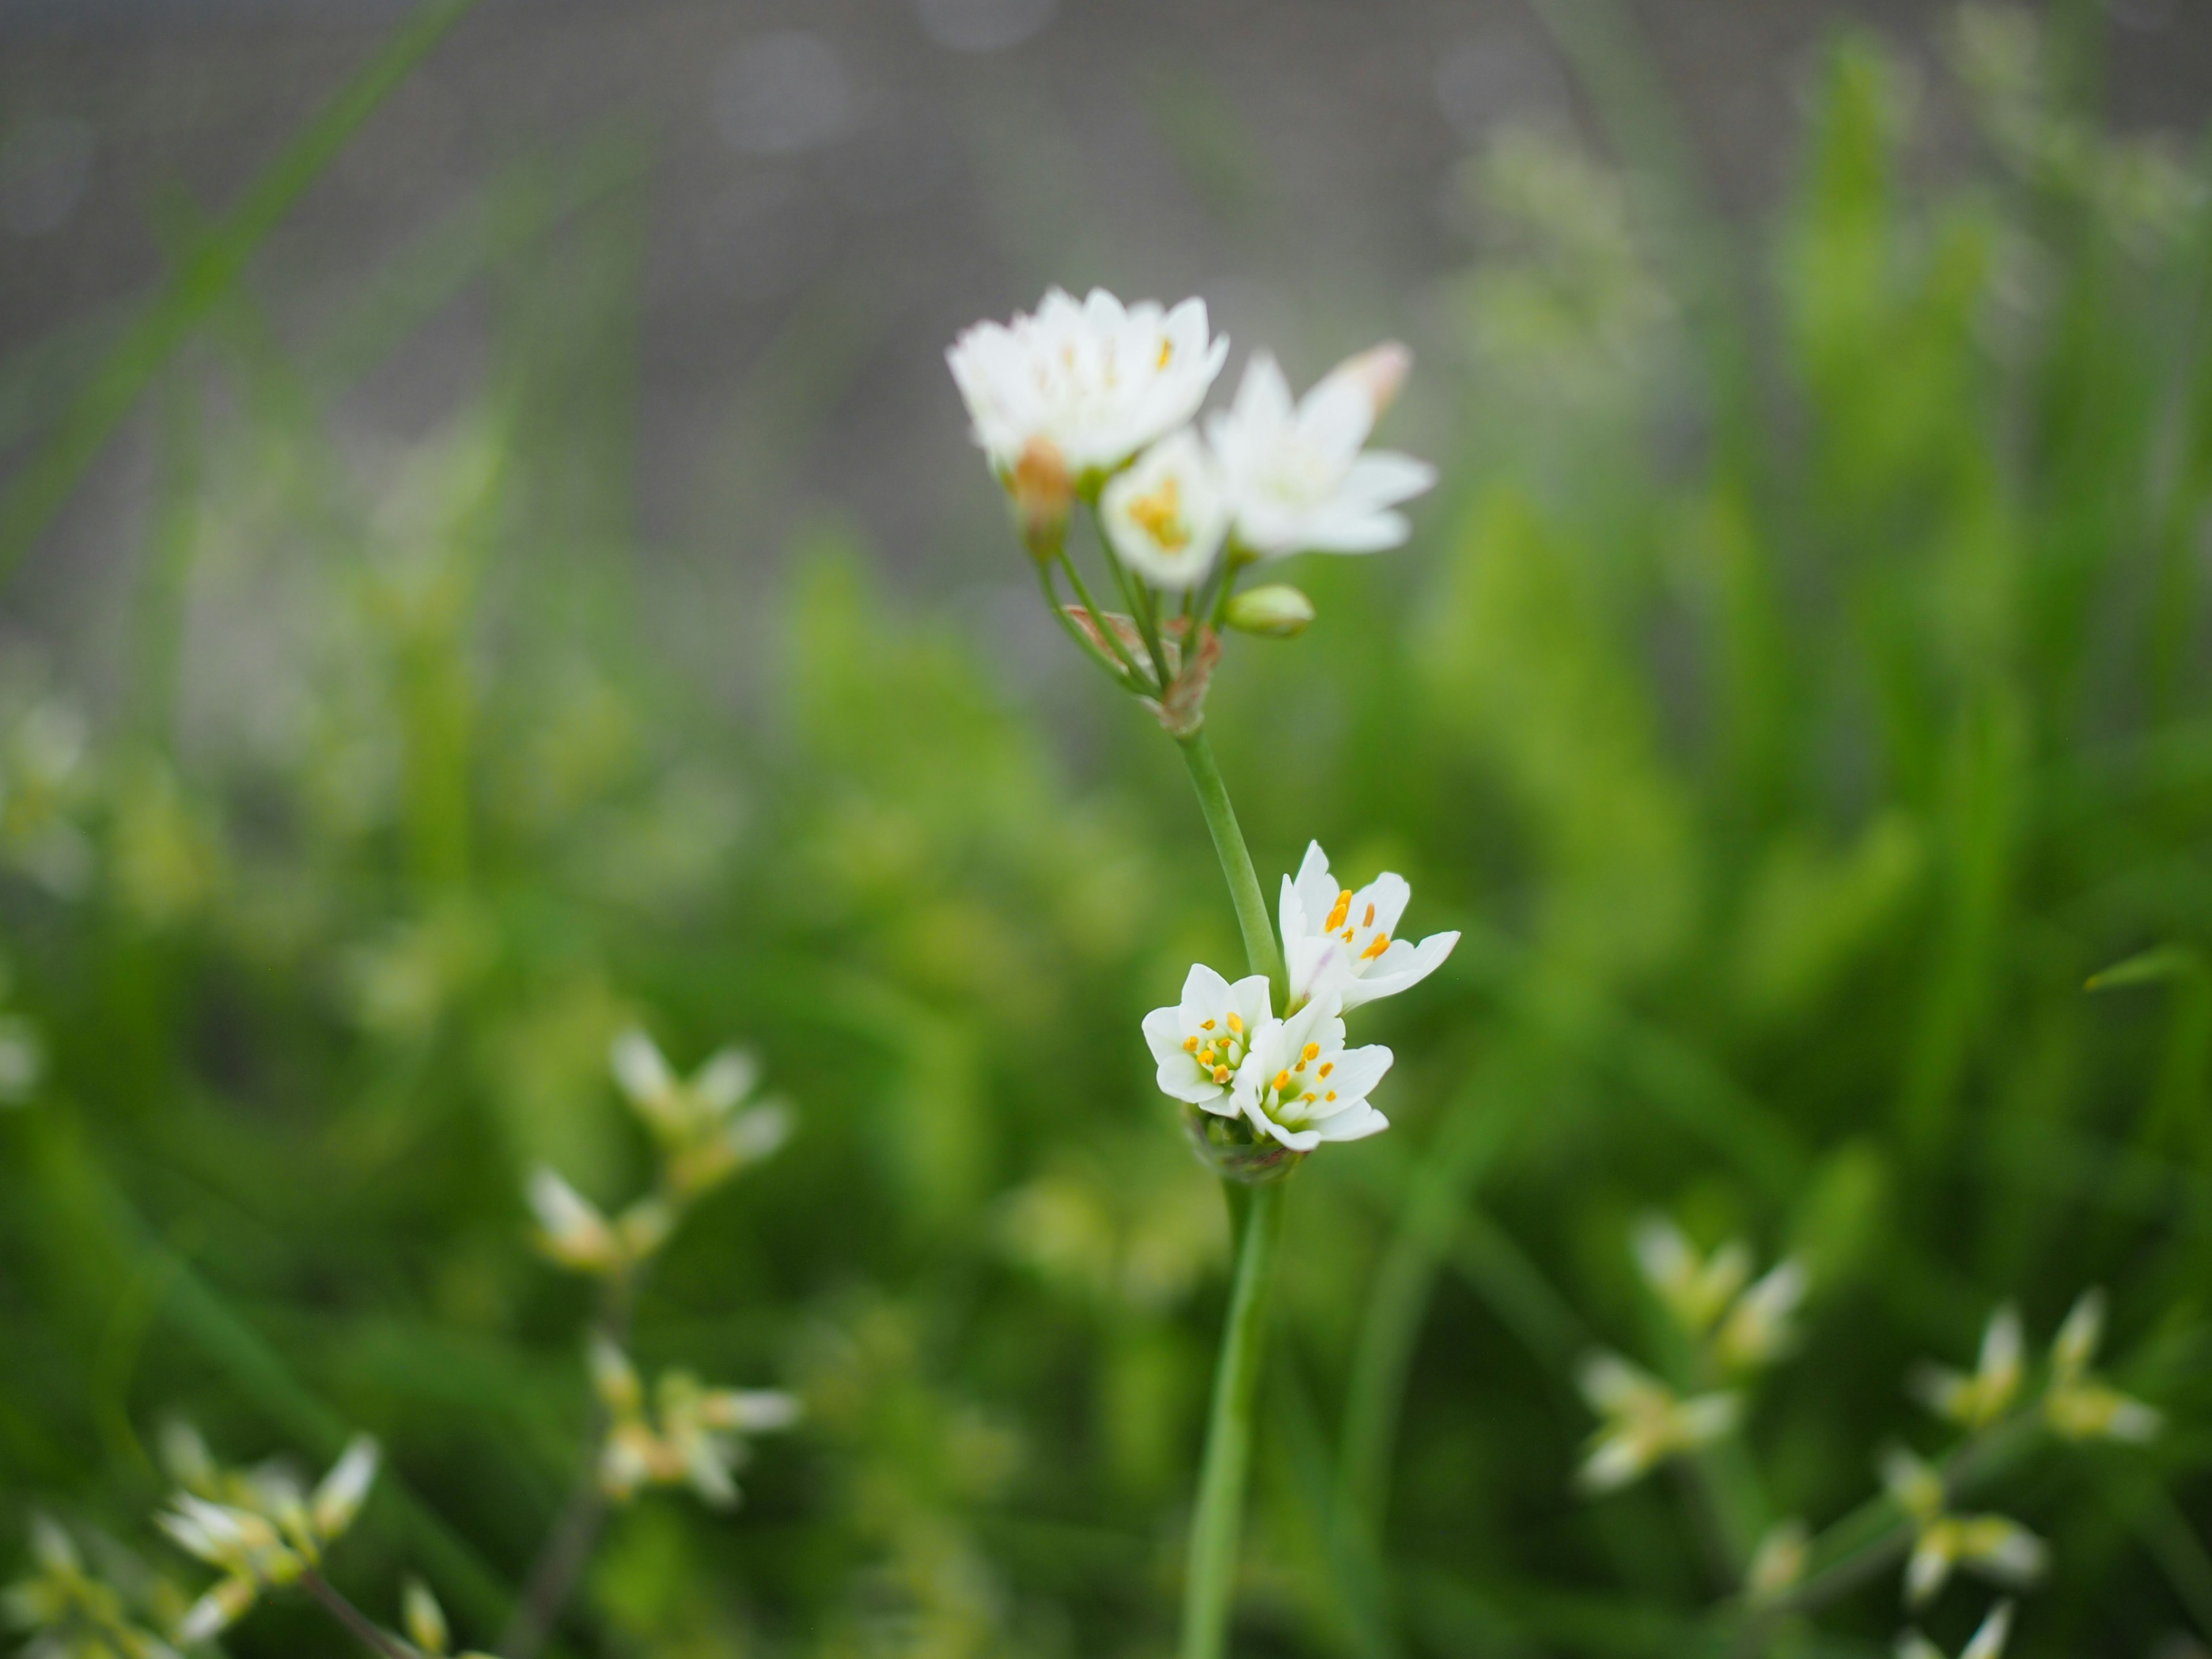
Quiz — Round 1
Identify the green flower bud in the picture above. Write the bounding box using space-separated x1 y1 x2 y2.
1224 584 1315 639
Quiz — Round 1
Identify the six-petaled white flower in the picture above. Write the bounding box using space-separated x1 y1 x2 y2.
1230 992 1392 1150
946 286 1228 480
1142 964 1272 1115
1207 344 1434 559
591 1335 801 1510
1100 427 1231 591
1278 841 1459 1013
1574 1351 1740 1493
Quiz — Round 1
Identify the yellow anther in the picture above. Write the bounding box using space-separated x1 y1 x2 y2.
1325 889 1353 932
1273 1070 1291 1093
1301 1092 1316 1104
1342 929 1355 942
1226 1013 1243 1033
1156 338 1173 369
1198 1048 1216 1067
1319 1062 1333 1078
1213 1065 1230 1085
1183 1036 1199 1053
1201 1019 1216 1031
1302 1043 1320 1063
1363 902 1375 927
1324 1090 1336 1101
1126 476 1190 552
1360 932 1391 961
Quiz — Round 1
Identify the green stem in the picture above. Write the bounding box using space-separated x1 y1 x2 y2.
1181 1180 1286 1659
1059 551 1153 690
1039 559 1134 685
1176 733 1286 1002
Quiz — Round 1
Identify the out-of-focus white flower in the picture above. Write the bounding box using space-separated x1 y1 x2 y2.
1897 1601 2014 1659
402 1578 450 1656
946 287 1228 479
3 1515 181 1659
1714 1259 1809 1371
307 1436 379 1541
2043 1288 2161 1443
1880 1448 2046 1607
609 1029 792 1200
592 1335 800 1509
1911 1305 2024 1429
1230 991 1392 1152
1207 344 1434 559
1278 841 1459 1013
1747 1518 1809 1604
527 1168 624 1274
1574 1351 1740 1493
1633 1215 1751 1334
1141 963 1272 1115
1099 427 1230 592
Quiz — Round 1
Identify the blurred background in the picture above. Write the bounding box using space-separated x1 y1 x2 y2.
5 0 2212 1656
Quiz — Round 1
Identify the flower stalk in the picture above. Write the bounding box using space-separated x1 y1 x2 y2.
1176 733 1285 1003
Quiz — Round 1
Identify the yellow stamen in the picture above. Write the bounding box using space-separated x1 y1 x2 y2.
1126 476 1190 553
1363 902 1376 927
1342 928 1355 942
1183 1036 1199 1053
1319 1062 1334 1078
1226 1013 1243 1034
1213 1065 1230 1085
1273 1070 1291 1093
1302 1043 1320 1063
1301 1092 1316 1104
1325 1090 1336 1101
1198 1048 1215 1067
1201 1019 1215 1031
1325 889 1353 931
1360 932 1391 961
1156 338 1173 369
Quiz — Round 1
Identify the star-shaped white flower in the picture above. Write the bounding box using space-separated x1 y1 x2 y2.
1099 427 1231 591
946 286 1228 480
1230 991 1392 1151
1142 963 1272 1115
1574 1351 1740 1493
1910 1305 2025 1429
2043 1289 2161 1443
1278 841 1459 1013
1207 344 1435 559
1879 1448 2046 1607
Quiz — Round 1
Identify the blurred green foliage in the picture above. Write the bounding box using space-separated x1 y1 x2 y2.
5 7 2212 1659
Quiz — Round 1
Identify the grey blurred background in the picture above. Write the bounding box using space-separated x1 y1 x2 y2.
3 0 2208 681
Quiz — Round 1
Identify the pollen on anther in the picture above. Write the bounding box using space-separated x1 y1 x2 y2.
1226 1013 1243 1033
1273 1070 1291 1092
1363 903 1376 927
1200 1019 1216 1031
1326 889 1353 932
1198 1047 1216 1067
1301 1092 1316 1104
1360 932 1391 961
1183 1036 1199 1053
1301 1043 1320 1063
1213 1065 1230 1085
1319 1062 1334 1078
1325 1090 1336 1102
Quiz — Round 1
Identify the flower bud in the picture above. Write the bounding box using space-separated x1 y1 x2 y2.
1224 584 1316 639
1010 437 1072 562
1181 1105 1303 1185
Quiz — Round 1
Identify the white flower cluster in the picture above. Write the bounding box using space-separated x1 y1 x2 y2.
946 286 1434 589
589 1335 801 1509
1141 842 1458 1157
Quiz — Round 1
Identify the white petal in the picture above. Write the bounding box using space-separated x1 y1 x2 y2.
309 1435 380 1539
1960 1602 2015 1659
691 1047 759 1116
609 1030 673 1104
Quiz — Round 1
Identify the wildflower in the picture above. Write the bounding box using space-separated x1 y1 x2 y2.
1141 963 1272 1115
945 286 1228 480
1223 583 1316 638
1897 1601 2014 1659
402 1578 449 1656
2043 1289 2161 1443
1099 428 1230 592
1713 1259 1809 1372
1206 344 1435 559
609 1029 793 1200
525 1168 627 1275
1911 1305 2024 1429
1880 1448 2046 1606
591 1335 800 1509
1633 1215 1751 1334
1574 1352 1740 1492
3 1516 180 1659
1747 1518 1809 1604
1277 842 1460 1013
1230 991 1392 1151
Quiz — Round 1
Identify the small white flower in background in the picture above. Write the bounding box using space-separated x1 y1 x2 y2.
155 1434 379 1634
3 1514 181 1659
1633 1215 1751 1334
1897 1601 2014 1659
1713 1258 1809 1372
1278 842 1460 1013
1141 964 1272 1115
1879 1446 2046 1607
609 1029 793 1200
1573 1351 1740 1493
946 286 1228 479
2043 1288 2161 1443
1099 427 1232 592
308 1435 380 1541
1911 1305 2024 1429
526 1168 629 1275
591 1334 800 1509
1207 344 1435 559
1230 991 1393 1151
1746 1518 1809 1604
402 1578 450 1656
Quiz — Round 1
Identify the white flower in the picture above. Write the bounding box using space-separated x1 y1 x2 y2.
1880 1447 2047 1606
1714 1258 1809 1371
609 1029 792 1199
1747 1519 1809 1603
2044 1288 2161 1443
946 286 1228 478
1207 344 1435 559
526 1168 623 1274
1142 963 1272 1115
1230 992 1392 1151
1633 1214 1751 1334
1099 427 1230 591
1278 841 1460 1013
1910 1305 2024 1429
308 1435 379 1540
590 1336 800 1510
1574 1352 1740 1493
